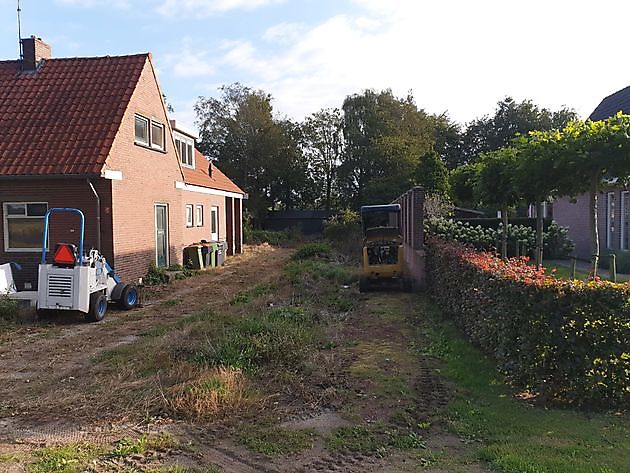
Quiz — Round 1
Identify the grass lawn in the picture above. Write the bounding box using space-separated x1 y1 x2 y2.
419 298 630 473
543 261 629 282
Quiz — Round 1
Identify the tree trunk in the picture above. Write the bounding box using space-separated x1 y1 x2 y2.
590 176 600 277
501 206 508 259
536 202 544 267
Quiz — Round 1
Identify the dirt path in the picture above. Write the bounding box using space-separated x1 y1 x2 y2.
0 245 489 472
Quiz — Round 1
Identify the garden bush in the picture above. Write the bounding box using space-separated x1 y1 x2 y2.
426 237 629 409
291 242 332 261
248 229 289 246
426 217 574 259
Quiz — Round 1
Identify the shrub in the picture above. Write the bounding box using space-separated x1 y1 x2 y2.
291 242 332 261
249 229 289 246
0 294 18 321
143 264 169 286
426 218 574 258
426 237 629 409
324 209 361 242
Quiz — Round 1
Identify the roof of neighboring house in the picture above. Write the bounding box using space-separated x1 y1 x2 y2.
182 150 245 195
589 85 630 120
0 54 147 176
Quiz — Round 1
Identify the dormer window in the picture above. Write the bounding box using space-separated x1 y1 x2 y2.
174 132 195 169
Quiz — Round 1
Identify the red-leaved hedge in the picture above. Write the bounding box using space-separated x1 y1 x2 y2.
427 237 629 409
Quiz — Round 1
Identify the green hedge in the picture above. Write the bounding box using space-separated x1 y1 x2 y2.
427 237 629 409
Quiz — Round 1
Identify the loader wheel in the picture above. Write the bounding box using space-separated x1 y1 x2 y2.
120 284 139 310
359 276 371 293
87 293 107 322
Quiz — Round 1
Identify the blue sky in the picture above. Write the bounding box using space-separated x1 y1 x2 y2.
2 0 630 131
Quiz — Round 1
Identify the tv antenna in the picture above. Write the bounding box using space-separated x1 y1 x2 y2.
17 0 23 60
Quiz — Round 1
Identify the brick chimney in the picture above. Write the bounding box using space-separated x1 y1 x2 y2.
21 36 51 71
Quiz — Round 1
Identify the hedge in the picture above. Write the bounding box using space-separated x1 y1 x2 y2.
427 237 629 409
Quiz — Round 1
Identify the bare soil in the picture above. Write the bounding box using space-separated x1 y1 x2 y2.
0 244 490 472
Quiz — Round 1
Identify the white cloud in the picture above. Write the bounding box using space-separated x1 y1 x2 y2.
157 0 285 17
207 0 630 123
169 50 216 77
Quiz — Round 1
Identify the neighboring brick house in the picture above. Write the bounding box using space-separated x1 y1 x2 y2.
554 85 630 260
0 36 245 289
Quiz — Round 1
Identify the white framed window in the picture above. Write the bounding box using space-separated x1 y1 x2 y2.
134 115 149 145
151 122 165 151
196 205 204 227
185 204 193 228
210 206 218 241
622 191 630 251
607 192 615 249
3 202 48 252
174 132 195 168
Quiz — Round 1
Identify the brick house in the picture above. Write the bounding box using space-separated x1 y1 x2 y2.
0 36 244 290
554 85 630 260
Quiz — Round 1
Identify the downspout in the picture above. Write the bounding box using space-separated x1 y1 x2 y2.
87 179 101 251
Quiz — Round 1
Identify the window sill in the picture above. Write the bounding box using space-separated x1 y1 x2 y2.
135 141 167 154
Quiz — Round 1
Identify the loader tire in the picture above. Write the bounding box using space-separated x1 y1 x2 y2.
120 284 139 310
86 293 107 322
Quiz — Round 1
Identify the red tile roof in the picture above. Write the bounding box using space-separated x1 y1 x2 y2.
0 54 147 176
182 150 245 195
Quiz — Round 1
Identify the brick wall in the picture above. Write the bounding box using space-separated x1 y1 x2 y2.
0 178 113 289
105 56 185 283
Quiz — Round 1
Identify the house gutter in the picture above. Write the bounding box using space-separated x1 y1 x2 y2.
87 179 102 251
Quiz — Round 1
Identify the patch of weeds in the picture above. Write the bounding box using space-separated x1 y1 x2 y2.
192 310 313 373
108 433 177 458
285 260 359 287
0 294 19 321
28 443 103 473
179 310 215 326
143 323 173 337
92 343 138 367
327 294 355 312
164 366 252 420
291 242 332 261
267 306 311 323
229 292 251 305
0 453 19 463
239 428 316 456
327 424 425 456
230 282 277 306
162 299 181 307
417 296 630 473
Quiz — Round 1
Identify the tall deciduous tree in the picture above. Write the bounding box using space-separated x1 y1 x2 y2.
461 97 577 164
302 108 343 209
195 83 311 221
339 89 434 207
